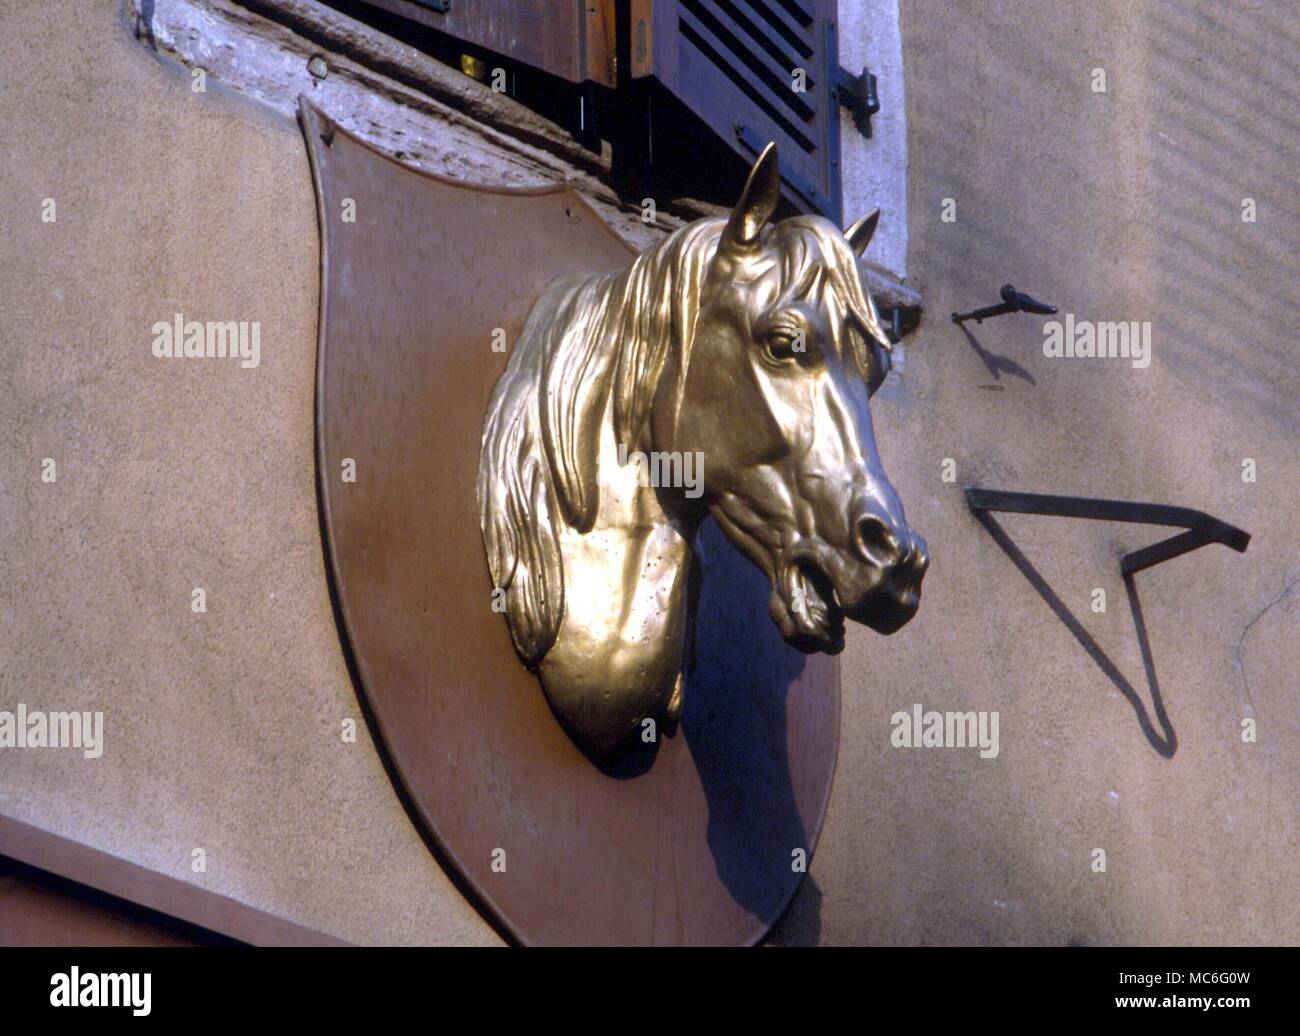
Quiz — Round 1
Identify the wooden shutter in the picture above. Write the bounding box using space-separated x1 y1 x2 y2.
354 0 617 88
349 0 847 219
629 0 842 220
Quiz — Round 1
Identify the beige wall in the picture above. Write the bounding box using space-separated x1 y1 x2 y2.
784 0 1297 945
0 0 495 945
0 0 1294 945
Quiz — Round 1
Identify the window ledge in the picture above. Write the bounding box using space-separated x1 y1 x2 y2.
129 0 919 309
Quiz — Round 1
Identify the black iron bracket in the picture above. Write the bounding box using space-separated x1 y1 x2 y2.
834 65 880 138
880 304 922 344
965 488 1250 758
965 489 1250 576
952 284 1057 326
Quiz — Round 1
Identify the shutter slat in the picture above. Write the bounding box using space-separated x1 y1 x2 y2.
697 0 814 78
745 0 816 53
679 3 817 124
677 8 817 150
643 0 841 220
773 0 817 27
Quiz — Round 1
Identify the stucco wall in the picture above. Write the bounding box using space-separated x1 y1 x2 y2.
0 0 495 944
839 0 909 278
781 0 1297 945
0 0 1294 945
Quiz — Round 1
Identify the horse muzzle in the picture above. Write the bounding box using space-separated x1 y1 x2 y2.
841 513 928 634
769 524 927 653
840 548 927 634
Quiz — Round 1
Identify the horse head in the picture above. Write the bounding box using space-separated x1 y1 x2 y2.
656 144 928 654
480 142 927 757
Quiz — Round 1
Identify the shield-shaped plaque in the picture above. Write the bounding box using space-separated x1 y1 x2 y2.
301 97 839 945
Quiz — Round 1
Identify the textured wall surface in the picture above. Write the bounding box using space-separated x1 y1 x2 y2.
840 0 909 277
776 0 1298 945
0 0 496 945
0 0 1294 946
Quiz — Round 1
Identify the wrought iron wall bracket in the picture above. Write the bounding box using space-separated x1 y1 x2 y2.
965 488 1249 759
965 488 1250 576
952 284 1057 326
880 303 922 344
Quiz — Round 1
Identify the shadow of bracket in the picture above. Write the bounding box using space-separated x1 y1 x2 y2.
965 488 1251 757
966 489 1250 574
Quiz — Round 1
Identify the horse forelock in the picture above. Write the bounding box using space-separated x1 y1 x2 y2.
769 217 892 385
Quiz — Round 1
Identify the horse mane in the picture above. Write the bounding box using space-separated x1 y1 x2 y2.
478 217 723 665
478 211 890 666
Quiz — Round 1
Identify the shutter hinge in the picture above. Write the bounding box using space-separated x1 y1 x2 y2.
834 66 880 138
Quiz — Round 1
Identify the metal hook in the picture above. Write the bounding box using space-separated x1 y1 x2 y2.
951 284 1057 326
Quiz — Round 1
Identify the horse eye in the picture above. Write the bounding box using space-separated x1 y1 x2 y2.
764 328 803 363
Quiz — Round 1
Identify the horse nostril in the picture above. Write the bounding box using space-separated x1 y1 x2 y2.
911 534 930 574
855 514 900 565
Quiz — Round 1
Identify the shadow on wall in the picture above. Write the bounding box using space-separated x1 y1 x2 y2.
768 875 824 946
958 325 1037 385
975 511 1176 757
569 521 826 936
133 0 156 49
682 518 816 927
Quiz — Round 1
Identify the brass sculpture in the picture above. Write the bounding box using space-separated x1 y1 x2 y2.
478 144 928 758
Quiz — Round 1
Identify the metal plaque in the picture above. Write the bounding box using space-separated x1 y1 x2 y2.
301 97 838 945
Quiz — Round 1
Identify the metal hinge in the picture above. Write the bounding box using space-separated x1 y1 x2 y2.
834 66 880 138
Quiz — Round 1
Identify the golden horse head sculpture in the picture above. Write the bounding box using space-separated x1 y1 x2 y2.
479 144 928 759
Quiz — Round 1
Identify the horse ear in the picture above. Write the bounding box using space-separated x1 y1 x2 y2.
721 142 781 250
845 209 880 255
